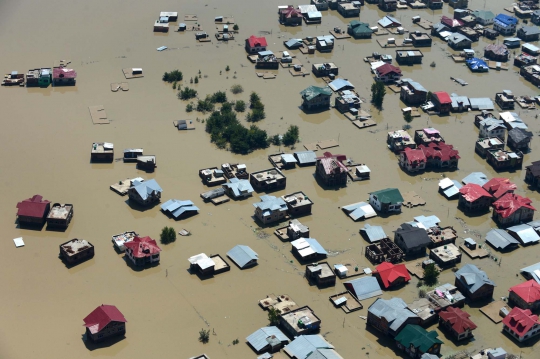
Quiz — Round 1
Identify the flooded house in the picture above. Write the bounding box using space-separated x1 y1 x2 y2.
400 79 427 106
394 325 442 358
534 9 540 25
1 71 25 86
475 137 505 158
154 20 169 32
431 92 452 114
222 178 254 199
454 264 495 301
188 253 230 277
374 63 403 82
447 33 472 50
305 262 336 287
429 243 462 268
484 44 509 62
300 85 332 111
315 152 348 186
394 223 432 258
52 67 76 86
227 245 258 269
16 194 51 226
426 0 443 9
507 224 540 245
387 130 416 153
256 52 279 69
311 62 338 77
367 298 420 337
472 10 495 26
373 262 410 289
90 142 114 162
495 90 514 110
341 201 376 221
409 32 432 47
83 305 126 342
315 35 334 52
279 6 303 26
200 167 227 186
46 203 73 229
360 224 388 243
517 26 540 42
378 0 397 12
160 199 199 219
26 68 52 87
492 193 535 227
311 0 329 11
400 147 426 173
59 239 94 265
246 326 289 354
123 148 143 162
348 20 372 39
275 219 310 241
269 153 298 169
414 128 443 146
282 191 313 217
502 307 540 342
419 143 460 170
507 128 533 152
250 168 286 192
365 238 404 263
291 237 327 261
485 229 520 251
500 111 528 131
345 276 383 301
284 335 339 359
482 178 516 200
486 149 523 171
438 307 477 341
523 43 540 56
478 117 506 139
253 195 288 224
438 178 462 199
525 161 540 188
509 280 540 312
378 15 401 28
334 90 361 113
369 188 403 214
245 35 267 54
127 179 162 206
280 306 321 337
112 231 138 252
458 184 492 213
124 236 161 267
337 2 360 17
493 14 518 36
136 155 156 171
221 163 248 180
441 16 464 31
458 27 479 42
294 151 317 167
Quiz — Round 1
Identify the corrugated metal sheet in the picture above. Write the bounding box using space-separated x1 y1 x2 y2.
486 229 520 250
133 179 162 200
223 178 254 198
469 97 494 110
227 245 258 268
284 335 334 359
368 298 418 333
161 199 199 218
360 224 387 243
507 224 540 244
306 238 327 255
294 151 317 165
414 215 440 229
455 264 496 294
342 202 376 221
246 326 288 352
462 172 488 186
521 262 540 283
329 78 354 91
345 277 382 301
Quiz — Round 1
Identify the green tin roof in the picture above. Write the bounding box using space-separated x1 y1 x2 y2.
472 10 494 21
395 325 443 353
369 188 403 205
349 20 372 34
301 86 332 101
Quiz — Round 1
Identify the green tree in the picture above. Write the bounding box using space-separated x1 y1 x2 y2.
423 263 439 286
426 91 432 103
225 65 230 72
270 134 281 146
199 329 210 343
268 307 281 325
186 102 194 112
234 100 246 112
178 87 197 100
230 84 243 94
282 125 300 147
194 76 199 84
211 91 227 103
250 92 261 106
371 81 386 109
233 24 239 31
172 81 177 89
220 102 233 113
197 98 215 113
160 226 177 244
403 111 413 124
162 70 183 82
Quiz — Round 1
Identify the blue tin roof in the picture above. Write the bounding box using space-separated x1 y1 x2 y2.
227 245 258 268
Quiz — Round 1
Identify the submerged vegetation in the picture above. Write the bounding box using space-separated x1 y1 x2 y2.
162 70 183 83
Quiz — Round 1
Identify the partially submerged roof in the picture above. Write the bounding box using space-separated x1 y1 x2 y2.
130 179 162 200
455 264 496 293
300 85 332 101
507 224 540 244
83 305 127 334
360 224 388 243
246 326 289 352
344 276 383 301
509 280 540 304
394 223 432 249
462 172 488 186
486 229 520 250
521 262 540 283
223 178 254 197
294 151 317 165
368 298 418 333
341 202 377 221
161 199 199 218
284 335 334 359
227 245 258 268
16 194 50 218
328 78 354 92
291 238 327 257
369 188 404 205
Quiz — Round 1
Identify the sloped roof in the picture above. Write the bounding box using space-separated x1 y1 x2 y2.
462 172 489 186
439 307 477 334
502 307 539 337
300 85 332 101
376 63 402 76
466 58 489 71
246 326 289 352
519 26 540 36
370 188 403 205
328 78 354 91
459 183 492 202
284 335 334 359
448 33 472 45
161 199 199 218
375 262 410 288
482 178 516 199
509 280 540 304
472 10 495 21
294 151 317 165
341 202 377 221
16 194 50 218
368 298 418 332
433 91 451 104
317 152 348 175
344 276 382 301
83 305 127 334
53 67 77 79
349 20 372 34
395 325 442 353
419 142 460 162
253 195 288 214
508 127 533 145
247 35 267 47
227 245 258 268
495 14 518 26
485 44 508 56
455 264 496 294
130 179 162 200
360 224 388 243
441 16 463 28
395 223 432 250
486 229 520 250
507 224 540 244
378 15 401 28
223 178 254 197
492 193 536 219
124 236 161 258
402 147 426 164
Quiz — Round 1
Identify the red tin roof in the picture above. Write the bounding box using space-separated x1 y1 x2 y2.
402 147 426 164
459 183 492 202
16 194 50 218
281 6 302 18
124 236 162 258
509 280 540 304
439 307 477 334
441 16 464 28
53 67 77 79
247 35 268 48
375 262 410 289
419 142 460 162
482 178 517 199
492 193 536 219
376 63 402 76
317 152 348 175
433 91 452 104
502 307 539 337
83 305 127 334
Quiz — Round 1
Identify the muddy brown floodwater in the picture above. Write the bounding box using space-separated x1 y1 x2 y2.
1 0 540 358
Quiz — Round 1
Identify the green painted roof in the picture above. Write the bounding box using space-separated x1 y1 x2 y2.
472 10 494 20
369 188 403 205
301 86 332 101
349 20 372 34
395 325 443 353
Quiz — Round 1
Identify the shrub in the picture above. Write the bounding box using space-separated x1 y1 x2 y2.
179 87 197 100
199 329 210 343
230 84 243 94
194 76 199 84
282 125 300 147
250 92 261 106
162 70 183 82
211 91 227 103
186 102 194 112
225 65 230 72
270 134 281 146
371 81 386 109
160 226 177 244
234 100 246 112
268 307 281 325
233 24 239 31
403 111 413 123
423 263 439 286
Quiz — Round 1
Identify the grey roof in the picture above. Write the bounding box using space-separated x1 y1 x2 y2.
407 80 427 93
378 15 401 28
395 223 432 250
450 94 470 109
485 229 520 250
281 153 297 163
246 326 288 352
131 179 162 200
328 78 354 92
306 238 327 255
521 262 540 283
307 349 343 359
258 353 272 359
527 220 540 229
507 224 540 244
443 180 462 198
480 118 505 131
455 264 496 294
294 151 317 165
161 199 199 218
341 202 376 221
472 10 495 21
360 224 388 243
469 97 495 111
432 22 450 33
368 298 419 333
448 33 472 45
284 335 334 359
462 172 488 186
519 26 540 36
227 245 258 268
508 127 533 144
413 215 440 229
253 195 288 216
201 187 225 200
345 276 383 301
223 178 254 198
488 348 507 358
285 38 303 49
421 354 440 359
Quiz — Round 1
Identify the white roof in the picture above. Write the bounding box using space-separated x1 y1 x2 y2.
188 253 209 264
439 178 454 190
13 237 24 247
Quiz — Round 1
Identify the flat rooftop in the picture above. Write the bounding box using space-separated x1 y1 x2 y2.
210 254 230 272
410 33 431 40
430 243 461 263
60 239 93 257
251 168 285 182
307 262 334 279
282 192 312 208
281 307 320 332
47 204 72 219
91 142 113 154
